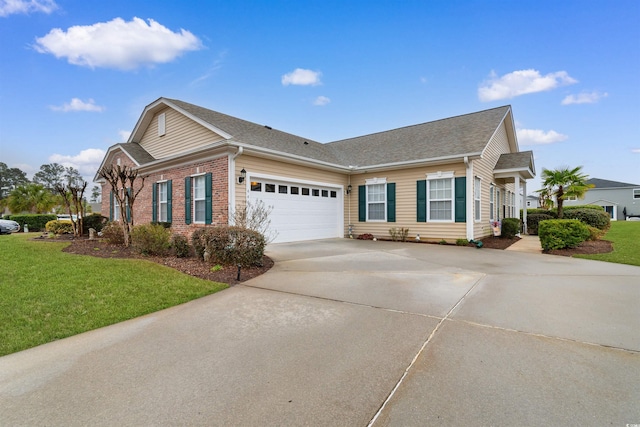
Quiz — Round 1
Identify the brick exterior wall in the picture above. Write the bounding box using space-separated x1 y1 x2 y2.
100 151 229 238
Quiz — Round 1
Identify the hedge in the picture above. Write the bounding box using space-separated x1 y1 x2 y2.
563 204 605 211
82 213 108 234
563 208 610 230
526 213 555 235
45 220 75 235
538 219 590 251
7 214 56 232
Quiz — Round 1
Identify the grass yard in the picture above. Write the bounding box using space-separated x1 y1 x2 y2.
576 221 640 266
0 233 227 356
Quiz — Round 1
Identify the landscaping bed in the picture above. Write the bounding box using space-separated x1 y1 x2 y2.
57 236 274 285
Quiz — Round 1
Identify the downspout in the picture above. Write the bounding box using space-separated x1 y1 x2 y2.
464 156 473 241
228 146 243 224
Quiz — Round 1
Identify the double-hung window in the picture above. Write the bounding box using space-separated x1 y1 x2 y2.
193 175 206 223
158 182 168 222
489 184 495 221
474 177 481 221
634 189 640 199
367 180 386 221
113 197 120 221
427 172 454 221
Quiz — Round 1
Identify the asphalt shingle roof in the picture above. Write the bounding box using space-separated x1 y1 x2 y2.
118 142 156 165
587 178 639 188
494 151 534 170
166 99 512 168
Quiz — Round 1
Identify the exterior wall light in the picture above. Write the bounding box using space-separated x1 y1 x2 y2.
238 168 246 184
347 184 352 194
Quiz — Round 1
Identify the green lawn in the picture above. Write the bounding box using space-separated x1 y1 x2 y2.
0 233 227 356
576 221 640 266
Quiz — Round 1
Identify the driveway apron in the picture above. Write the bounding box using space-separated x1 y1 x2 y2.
1 239 638 426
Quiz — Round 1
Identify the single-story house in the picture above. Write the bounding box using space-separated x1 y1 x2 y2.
564 178 640 220
95 98 535 243
524 194 540 209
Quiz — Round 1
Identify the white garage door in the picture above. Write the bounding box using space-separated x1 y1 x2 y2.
247 177 342 243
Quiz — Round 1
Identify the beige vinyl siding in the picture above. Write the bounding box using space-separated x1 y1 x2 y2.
234 154 348 207
471 122 512 239
349 164 467 242
139 107 225 159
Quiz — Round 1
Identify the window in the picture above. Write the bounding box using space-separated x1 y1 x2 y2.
251 182 261 192
496 189 501 220
312 189 320 196
566 195 577 201
474 177 481 221
158 182 168 222
367 183 386 221
113 196 120 221
291 186 299 195
634 189 640 199
193 175 206 223
278 185 288 194
302 187 310 195
322 190 328 197
489 185 495 221
265 184 275 193
427 176 453 221
330 191 337 198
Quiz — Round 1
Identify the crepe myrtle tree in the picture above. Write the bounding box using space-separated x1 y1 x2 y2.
53 179 87 237
98 164 146 247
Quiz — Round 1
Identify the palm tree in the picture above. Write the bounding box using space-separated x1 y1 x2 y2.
7 183 56 213
538 166 593 218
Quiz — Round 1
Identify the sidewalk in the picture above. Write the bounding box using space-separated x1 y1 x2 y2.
505 234 542 253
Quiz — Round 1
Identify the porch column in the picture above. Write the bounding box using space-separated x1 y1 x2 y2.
514 175 521 232
522 179 528 234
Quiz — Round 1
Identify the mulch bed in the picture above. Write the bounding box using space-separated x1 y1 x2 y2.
50 235 273 285
40 232 613 285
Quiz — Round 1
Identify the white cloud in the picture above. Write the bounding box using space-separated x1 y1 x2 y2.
517 128 568 145
561 91 608 105
49 98 105 112
632 149 640 154
281 68 322 86
49 148 106 179
118 130 132 142
478 69 577 102
0 0 57 17
34 17 202 70
313 96 330 106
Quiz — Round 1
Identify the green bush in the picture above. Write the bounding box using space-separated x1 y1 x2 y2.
45 220 74 235
172 234 191 258
521 209 557 219
564 208 610 231
199 226 266 267
131 223 172 256
563 204 604 211
526 213 555 235
456 238 469 246
538 219 590 251
191 227 208 260
501 218 521 239
82 213 108 234
585 225 605 241
151 221 172 229
101 222 125 245
8 214 56 232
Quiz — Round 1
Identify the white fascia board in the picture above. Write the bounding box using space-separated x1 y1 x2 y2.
494 167 534 180
351 153 483 174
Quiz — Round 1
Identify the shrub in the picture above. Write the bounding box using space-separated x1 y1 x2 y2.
522 209 557 219
357 233 374 240
101 221 125 245
151 221 172 229
199 226 266 267
538 219 590 251
131 223 172 256
501 218 521 239
456 238 469 246
9 214 56 232
45 220 74 235
527 213 555 235
564 208 610 231
191 227 208 260
82 213 108 234
389 227 409 242
585 225 605 241
172 234 191 258
563 204 604 211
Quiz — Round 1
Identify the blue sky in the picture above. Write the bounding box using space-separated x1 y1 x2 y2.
1 0 638 192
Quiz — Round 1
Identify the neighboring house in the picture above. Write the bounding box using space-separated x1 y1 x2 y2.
95 98 535 243
564 178 640 220
524 194 540 209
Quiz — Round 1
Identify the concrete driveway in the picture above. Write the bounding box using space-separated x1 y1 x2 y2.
1 239 638 426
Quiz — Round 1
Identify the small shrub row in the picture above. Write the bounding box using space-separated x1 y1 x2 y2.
538 219 590 251
198 226 266 266
357 233 374 240
563 208 610 231
526 213 555 235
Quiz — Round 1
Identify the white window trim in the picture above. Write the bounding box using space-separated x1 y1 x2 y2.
474 176 481 222
633 188 640 199
427 174 455 222
193 175 206 224
366 179 387 222
158 181 168 222
113 198 120 221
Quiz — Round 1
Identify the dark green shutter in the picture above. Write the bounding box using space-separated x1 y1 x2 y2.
205 172 212 225
455 177 466 223
109 191 113 221
152 183 157 222
184 177 191 224
167 180 172 223
386 183 396 222
126 188 131 223
358 185 366 222
417 180 426 222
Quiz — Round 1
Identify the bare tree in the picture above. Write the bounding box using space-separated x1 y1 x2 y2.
230 199 278 243
98 164 146 247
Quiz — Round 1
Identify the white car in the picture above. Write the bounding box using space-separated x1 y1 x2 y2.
0 219 20 233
